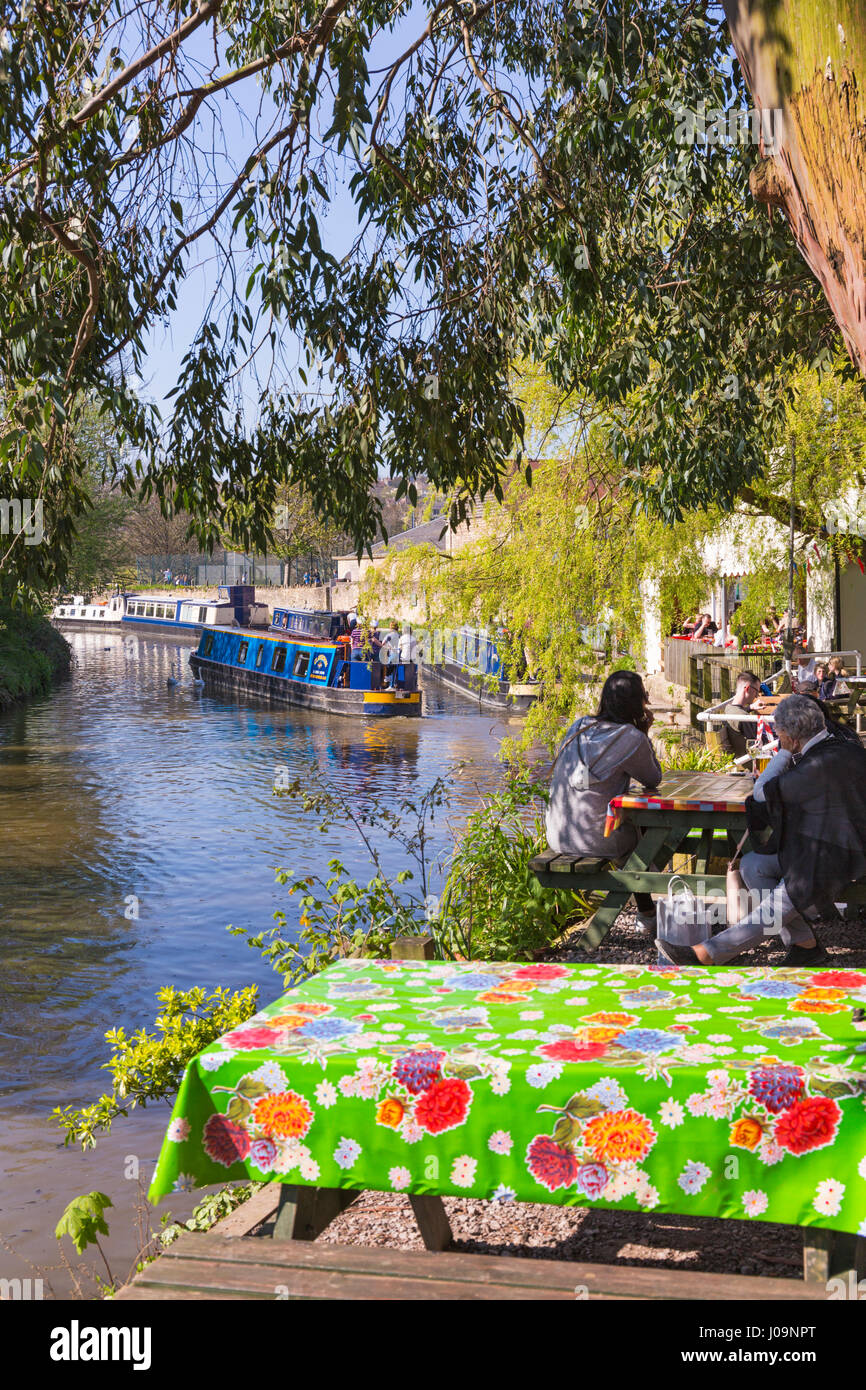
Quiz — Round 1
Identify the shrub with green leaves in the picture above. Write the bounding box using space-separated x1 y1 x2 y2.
660 743 734 772
53 984 258 1149
436 776 593 960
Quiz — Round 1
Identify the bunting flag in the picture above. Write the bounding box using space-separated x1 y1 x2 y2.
813 542 821 560
859 557 866 576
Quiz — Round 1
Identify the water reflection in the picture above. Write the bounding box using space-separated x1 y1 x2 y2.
0 629 509 1286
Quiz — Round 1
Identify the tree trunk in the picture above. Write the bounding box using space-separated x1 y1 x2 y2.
724 1 866 374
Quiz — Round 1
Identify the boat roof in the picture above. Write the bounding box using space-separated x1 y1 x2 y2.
127 592 233 605
272 606 350 619
208 626 338 647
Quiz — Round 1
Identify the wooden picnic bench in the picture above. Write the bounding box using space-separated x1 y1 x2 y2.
530 771 754 951
120 937 866 1303
114 1181 855 1301
530 770 866 952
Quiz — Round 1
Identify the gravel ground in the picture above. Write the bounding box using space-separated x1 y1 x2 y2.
318 1190 804 1280
314 903 866 1283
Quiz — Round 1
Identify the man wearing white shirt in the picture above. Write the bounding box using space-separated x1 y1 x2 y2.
794 652 816 687
398 626 417 664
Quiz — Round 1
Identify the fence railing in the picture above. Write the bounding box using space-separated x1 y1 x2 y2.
673 644 862 730
662 637 726 689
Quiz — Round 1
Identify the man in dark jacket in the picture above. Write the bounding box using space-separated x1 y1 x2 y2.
658 695 866 966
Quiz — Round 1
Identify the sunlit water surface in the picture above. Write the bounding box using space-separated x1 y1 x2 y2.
0 629 514 1293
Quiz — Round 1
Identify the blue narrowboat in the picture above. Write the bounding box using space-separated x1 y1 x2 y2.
421 625 539 713
189 608 421 718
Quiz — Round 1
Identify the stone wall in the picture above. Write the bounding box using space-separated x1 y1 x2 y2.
105 581 366 616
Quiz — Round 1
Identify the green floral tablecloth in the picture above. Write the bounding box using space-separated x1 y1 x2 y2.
149 960 866 1236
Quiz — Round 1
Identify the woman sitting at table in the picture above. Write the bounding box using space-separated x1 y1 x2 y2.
827 656 850 695
760 609 779 638
546 670 662 937
657 695 866 968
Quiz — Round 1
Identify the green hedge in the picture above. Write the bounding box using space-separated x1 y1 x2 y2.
0 608 72 710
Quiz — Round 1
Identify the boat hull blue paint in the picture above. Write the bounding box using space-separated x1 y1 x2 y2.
189 652 421 717
189 617 421 718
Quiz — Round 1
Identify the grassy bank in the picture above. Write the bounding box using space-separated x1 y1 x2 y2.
0 607 72 711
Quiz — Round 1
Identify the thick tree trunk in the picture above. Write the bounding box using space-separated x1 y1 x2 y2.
724 1 866 374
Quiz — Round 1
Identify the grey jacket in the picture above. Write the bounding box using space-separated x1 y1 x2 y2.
545 716 662 858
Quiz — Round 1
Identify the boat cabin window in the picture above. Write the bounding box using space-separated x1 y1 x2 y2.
100 610 107 617
271 645 287 673
202 631 215 657
237 640 249 664
255 644 266 669
281 613 289 628
145 603 155 617
293 651 310 678
198 607 208 623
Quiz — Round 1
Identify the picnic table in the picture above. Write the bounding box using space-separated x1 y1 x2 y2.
148 957 866 1282
532 771 755 951
839 676 866 720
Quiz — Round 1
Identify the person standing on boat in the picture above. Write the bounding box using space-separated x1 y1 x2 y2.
398 625 417 665
397 625 420 691
350 619 364 661
545 670 662 939
369 625 384 690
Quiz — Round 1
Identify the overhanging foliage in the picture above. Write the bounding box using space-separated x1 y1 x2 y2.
0 1 849 602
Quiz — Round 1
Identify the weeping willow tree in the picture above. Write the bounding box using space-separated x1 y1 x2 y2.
364 372 718 752
363 359 866 753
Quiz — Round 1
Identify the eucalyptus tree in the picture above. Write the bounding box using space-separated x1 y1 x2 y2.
724 1 866 377
0 1 849 604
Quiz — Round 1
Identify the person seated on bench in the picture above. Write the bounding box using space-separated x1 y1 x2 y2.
715 670 761 759
657 695 866 968
546 670 662 938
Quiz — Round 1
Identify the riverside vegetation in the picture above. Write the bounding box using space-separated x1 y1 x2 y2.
52 742 731 1292
0 607 71 710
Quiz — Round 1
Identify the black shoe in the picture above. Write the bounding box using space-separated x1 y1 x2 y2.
655 938 702 966
780 943 827 967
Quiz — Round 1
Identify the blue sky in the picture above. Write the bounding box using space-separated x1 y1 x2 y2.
137 7 425 419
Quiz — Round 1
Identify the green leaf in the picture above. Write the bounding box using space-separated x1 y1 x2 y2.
226 1096 252 1121
55 1191 113 1254
236 1078 269 1099
565 1093 604 1119
808 1077 857 1099
552 1115 582 1146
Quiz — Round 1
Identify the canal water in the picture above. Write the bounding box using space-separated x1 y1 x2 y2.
0 628 514 1295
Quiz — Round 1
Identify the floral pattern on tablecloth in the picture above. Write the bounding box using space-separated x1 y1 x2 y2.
149 960 866 1235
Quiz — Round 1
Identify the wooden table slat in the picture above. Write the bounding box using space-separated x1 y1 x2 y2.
117 1233 829 1301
